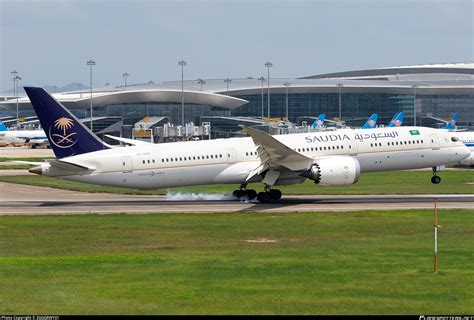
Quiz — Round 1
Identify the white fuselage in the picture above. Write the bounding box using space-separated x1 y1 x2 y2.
0 129 48 145
42 126 469 189
452 131 474 166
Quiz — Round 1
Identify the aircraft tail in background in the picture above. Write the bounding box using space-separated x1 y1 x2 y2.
441 113 458 131
0 121 8 132
387 112 404 127
310 114 326 129
361 114 378 129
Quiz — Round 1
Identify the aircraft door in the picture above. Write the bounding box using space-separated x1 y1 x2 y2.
121 156 133 173
226 148 237 164
430 134 440 150
348 139 358 156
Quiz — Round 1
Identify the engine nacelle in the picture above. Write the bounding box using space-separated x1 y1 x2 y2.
301 157 361 186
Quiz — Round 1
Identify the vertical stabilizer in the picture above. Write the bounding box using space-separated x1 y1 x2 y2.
24 87 109 159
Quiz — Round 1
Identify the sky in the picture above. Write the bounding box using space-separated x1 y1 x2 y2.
1 0 473 91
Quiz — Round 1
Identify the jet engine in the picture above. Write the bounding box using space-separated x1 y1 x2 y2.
300 156 361 186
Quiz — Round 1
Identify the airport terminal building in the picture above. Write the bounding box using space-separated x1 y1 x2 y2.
1 62 473 138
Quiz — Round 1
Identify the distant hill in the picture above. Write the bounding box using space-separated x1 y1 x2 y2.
3 83 89 94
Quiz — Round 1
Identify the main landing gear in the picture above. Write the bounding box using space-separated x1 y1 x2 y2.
233 184 257 200
431 166 441 184
256 185 282 203
232 184 282 202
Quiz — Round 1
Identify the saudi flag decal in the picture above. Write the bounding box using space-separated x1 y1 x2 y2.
409 129 420 135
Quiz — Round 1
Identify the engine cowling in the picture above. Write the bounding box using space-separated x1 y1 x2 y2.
301 157 361 186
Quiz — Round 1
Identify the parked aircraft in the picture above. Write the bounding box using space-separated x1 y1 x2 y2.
22 87 470 202
310 114 326 129
361 114 378 129
0 121 49 147
452 131 474 166
387 112 404 127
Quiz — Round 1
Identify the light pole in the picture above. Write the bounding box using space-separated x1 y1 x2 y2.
86 59 96 131
258 77 265 120
284 82 291 120
412 84 418 126
122 73 129 86
265 62 272 120
224 78 232 94
178 60 187 126
197 78 206 91
15 75 21 127
11 71 18 126
337 83 343 121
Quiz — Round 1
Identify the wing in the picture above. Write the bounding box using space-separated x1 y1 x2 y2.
240 126 313 172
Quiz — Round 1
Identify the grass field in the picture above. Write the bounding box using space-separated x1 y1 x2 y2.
1 210 473 314
0 169 472 195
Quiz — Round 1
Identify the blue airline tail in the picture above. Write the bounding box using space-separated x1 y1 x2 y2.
24 87 109 159
361 113 378 129
441 113 458 130
311 114 326 129
0 121 8 131
387 112 404 127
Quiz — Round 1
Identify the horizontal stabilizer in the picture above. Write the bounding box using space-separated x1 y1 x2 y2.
48 159 93 173
105 135 152 146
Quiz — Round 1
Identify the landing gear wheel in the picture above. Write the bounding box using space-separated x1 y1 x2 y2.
269 189 282 200
257 192 272 203
245 189 257 200
233 189 245 198
431 176 441 184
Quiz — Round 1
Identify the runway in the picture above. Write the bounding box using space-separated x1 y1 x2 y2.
0 182 472 215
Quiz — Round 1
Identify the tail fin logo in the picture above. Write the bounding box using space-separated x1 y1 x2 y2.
368 120 376 127
48 117 78 148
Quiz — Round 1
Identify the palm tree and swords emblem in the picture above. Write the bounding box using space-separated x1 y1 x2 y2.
49 117 78 148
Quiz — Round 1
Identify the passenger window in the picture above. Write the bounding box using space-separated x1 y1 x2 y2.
142 160 145 164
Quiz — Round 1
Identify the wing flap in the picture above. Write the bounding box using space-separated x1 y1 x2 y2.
241 126 313 171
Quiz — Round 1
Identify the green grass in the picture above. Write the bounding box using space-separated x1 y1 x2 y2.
0 170 472 195
0 210 473 314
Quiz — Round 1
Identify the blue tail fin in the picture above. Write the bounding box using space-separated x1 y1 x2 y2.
387 112 404 127
442 113 458 130
0 121 8 132
311 114 326 129
24 87 109 159
362 113 378 129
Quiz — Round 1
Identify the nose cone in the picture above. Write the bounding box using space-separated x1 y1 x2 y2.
458 145 471 161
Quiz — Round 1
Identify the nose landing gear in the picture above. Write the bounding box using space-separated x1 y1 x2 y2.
431 166 441 184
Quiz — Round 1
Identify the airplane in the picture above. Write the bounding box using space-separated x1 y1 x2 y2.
310 114 326 129
451 131 474 166
387 112 404 127
21 87 470 203
433 113 459 131
0 120 49 148
361 114 378 129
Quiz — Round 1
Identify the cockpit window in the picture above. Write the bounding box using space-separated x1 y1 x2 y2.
451 137 459 142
